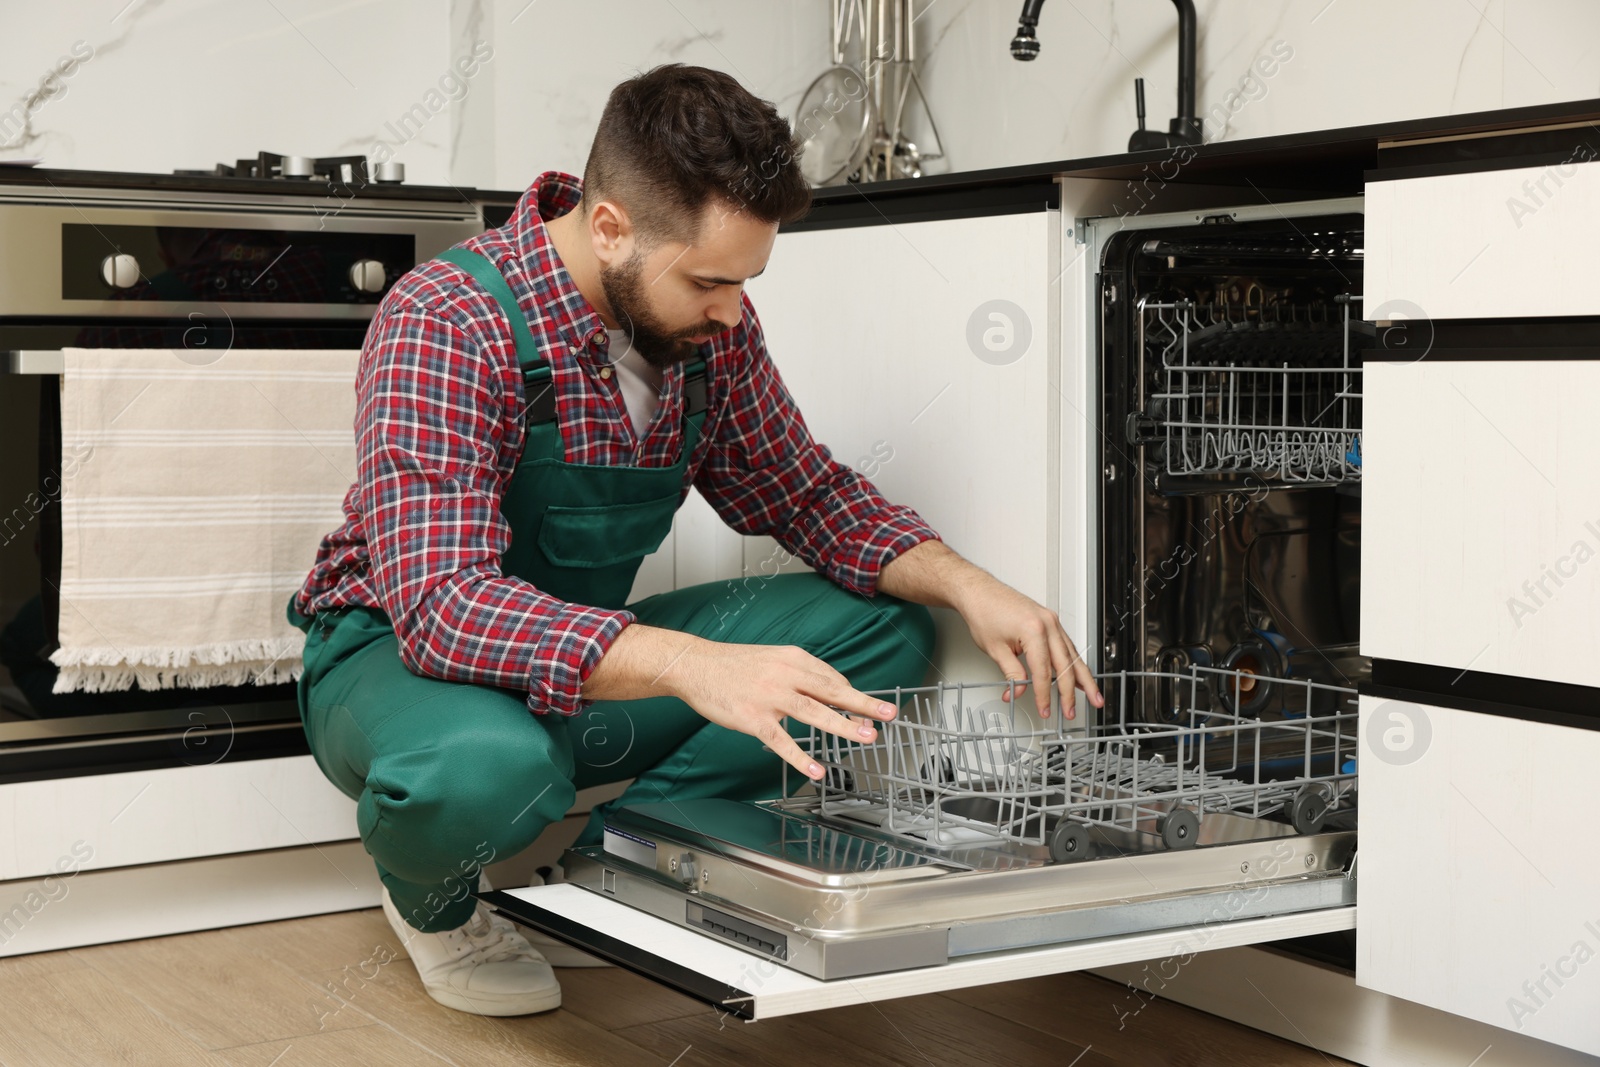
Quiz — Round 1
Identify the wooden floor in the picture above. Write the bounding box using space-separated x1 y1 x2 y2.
0 907 1354 1066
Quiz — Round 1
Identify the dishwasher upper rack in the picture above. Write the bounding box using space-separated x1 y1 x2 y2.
793 670 1357 863
1133 294 1369 485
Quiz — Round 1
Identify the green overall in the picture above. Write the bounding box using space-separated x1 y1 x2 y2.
287 249 935 933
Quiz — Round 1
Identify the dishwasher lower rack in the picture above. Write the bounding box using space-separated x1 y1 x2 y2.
555 671 1357 981
797 670 1357 863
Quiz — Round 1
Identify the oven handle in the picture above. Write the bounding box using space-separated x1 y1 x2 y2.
4 350 64 375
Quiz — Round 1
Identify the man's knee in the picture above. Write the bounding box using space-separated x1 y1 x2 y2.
358 724 576 874
826 591 935 695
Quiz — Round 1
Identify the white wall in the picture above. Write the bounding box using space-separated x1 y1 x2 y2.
467 0 1600 189
0 0 484 187
8 1 1597 193
907 0 1600 173
471 0 828 189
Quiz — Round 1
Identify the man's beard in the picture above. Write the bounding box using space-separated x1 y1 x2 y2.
598 252 722 369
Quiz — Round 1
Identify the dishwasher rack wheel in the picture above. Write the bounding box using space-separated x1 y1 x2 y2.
1290 786 1329 835
1049 820 1093 863
1160 808 1200 850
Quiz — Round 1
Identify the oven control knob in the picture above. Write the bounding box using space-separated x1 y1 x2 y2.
100 253 140 289
348 259 387 293
374 161 406 184
677 854 697 886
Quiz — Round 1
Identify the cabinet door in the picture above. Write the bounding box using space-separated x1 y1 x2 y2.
1362 359 1600 688
726 209 1060 610
1367 156 1600 320
1356 694 1600 1056
1360 353 1600 1056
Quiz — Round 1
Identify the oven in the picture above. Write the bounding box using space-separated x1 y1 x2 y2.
0 166 497 783
0 161 531 958
0 164 524 953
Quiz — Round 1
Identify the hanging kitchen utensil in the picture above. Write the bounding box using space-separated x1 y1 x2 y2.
794 0 875 186
795 0 944 185
882 11 944 180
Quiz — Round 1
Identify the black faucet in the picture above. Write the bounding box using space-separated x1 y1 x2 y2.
1011 0 1203 152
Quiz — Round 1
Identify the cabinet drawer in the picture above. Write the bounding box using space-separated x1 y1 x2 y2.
1356 695 1600 1055
1362 359 1600 689
1367 156 1600 320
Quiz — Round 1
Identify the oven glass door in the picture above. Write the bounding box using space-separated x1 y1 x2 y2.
0 318 371 782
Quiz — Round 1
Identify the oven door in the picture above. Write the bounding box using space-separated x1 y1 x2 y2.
0 317 371 782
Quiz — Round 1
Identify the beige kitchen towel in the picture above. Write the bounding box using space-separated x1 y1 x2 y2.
49 348 360 693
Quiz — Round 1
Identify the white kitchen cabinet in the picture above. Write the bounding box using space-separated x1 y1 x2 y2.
1358 148 1600 1062
0 754 357 882
1356 694 1600 1056
723 210 1059 615
1366 157 1600 321
1362 359 1600 688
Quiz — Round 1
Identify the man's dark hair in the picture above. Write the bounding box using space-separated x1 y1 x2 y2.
581 64 812 244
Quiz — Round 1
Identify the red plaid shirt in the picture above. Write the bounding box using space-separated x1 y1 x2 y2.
292 171 938 717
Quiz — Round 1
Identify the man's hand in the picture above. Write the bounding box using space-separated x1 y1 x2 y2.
877 540 1104 719
665 642 899 779
582 625 898 779
954 577 1102 719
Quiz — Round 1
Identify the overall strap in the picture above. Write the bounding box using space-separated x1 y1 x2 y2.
678 358 709 460
520 357 710 464
436 248 547 374
436 247 556 424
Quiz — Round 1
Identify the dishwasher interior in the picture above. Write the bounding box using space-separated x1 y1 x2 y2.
551 210 1370 982
1099 212 1367 714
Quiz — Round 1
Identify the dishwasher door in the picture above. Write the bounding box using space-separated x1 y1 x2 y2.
480 880 1354 1021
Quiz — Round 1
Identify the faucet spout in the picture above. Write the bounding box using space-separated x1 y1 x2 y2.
1009 0 1203 150
1011 0 1044 60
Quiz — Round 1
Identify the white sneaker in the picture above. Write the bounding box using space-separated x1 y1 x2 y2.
380 876 560 1016
513 867 614 969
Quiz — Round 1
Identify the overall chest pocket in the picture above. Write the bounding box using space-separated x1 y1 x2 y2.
535 489 682 569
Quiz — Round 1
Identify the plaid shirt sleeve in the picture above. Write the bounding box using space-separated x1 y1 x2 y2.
693 296 940 595
357 294 633 717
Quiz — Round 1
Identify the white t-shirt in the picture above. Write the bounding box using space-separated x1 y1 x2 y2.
607 327 663 439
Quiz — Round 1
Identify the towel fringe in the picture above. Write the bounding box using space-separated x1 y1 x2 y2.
49 637 306 694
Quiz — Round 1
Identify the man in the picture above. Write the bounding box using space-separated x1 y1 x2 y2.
289 63 1101 1017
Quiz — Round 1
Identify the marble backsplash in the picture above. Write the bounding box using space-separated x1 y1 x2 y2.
0 0 474 186
2 0 1597 193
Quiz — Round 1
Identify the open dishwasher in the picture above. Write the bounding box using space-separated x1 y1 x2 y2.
481 200 1371 1018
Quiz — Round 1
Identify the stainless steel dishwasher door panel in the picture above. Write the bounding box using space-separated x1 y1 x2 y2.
551 797 1355 980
